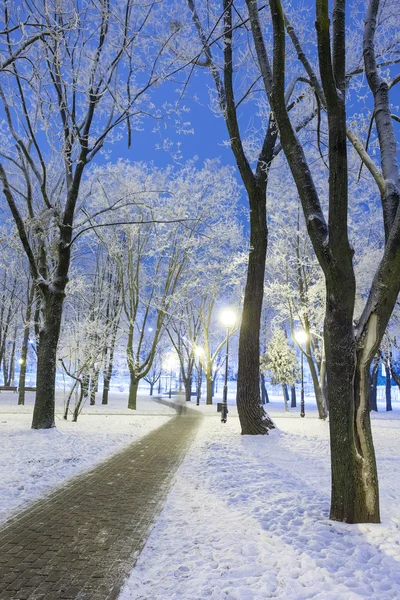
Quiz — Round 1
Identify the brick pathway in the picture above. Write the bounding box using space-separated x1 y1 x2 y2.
0 398 202 600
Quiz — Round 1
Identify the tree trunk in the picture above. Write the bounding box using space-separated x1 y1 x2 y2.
32 291 64 429
290 384 296 408
72 385 84 422
206 376 213 405
102 373 111 405
236 185 274 434
90 368 99 405
385 363 392 412
369 357 379 412
7 329 17 386
149 382 154 396
282 384 289 411
64 381 77 420
260 374 269 404
18 285 34 406
128 377 139 410
185 377 192 402
306 353 327 419
326 299 380 523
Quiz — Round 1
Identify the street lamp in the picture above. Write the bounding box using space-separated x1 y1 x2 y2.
194 345 204 406
219 308 237 423
294 329 308 418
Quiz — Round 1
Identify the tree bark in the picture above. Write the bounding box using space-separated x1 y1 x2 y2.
237 185 275 434
18 285 35 406
185 377 192 402
326 296 380 523
385 363 392 412
282 384 289 411
369 356 379 412
32 290 65 429
206 376 213 405
128 377 139 410
290 384 296 408
260 374 269 404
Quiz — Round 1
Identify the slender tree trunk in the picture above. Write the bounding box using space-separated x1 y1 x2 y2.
149 382 154 396
128 377 139 410
18 285 34 406
72 386 85 422
64 380 77 419
8 328 17 386
290 384 296 408
306 353 327 419
237 185 275 434
385 363 392 412
282 384 289 411
102 373 111 405
90 368 99 405
158 377 162 394
260 374 269 404
32 291 64 429
206 375 213 405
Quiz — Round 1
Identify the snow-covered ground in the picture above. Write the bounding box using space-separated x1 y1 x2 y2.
2 388 400 598
119 397 400 600
0 391 174 523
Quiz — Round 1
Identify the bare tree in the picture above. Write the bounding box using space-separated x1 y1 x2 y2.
246 0 400 522
0 0 176 428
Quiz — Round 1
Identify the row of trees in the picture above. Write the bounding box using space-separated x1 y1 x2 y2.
1 0 399 525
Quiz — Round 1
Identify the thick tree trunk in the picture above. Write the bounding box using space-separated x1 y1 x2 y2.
102 374 111 405
326 298 380 524
236 185 274 434
290 384 296 408
206 376 213 405
128 377 139 410
185 377 191 402
32 291 64 429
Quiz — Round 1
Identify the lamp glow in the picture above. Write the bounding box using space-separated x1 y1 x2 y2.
219 308 237 328
294 329 308 344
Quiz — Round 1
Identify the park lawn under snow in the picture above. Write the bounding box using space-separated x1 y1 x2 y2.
119 400 400 600
0 391 174 523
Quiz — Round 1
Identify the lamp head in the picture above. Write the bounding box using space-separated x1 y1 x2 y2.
220 308 237 328
194 345 204 357
294 330 308 344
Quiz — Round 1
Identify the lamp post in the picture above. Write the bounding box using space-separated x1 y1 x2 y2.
294 329 308 418
219 308 237 423
194 345 204 406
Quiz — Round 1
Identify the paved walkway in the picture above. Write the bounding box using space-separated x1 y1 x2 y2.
0 398 203 600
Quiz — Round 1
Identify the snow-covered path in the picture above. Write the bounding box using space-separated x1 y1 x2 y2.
119 406 400 600
0 392 174 523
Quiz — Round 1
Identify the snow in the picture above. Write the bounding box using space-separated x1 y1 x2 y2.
118 397 400 600
2 388 400 598
0 391 174 523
